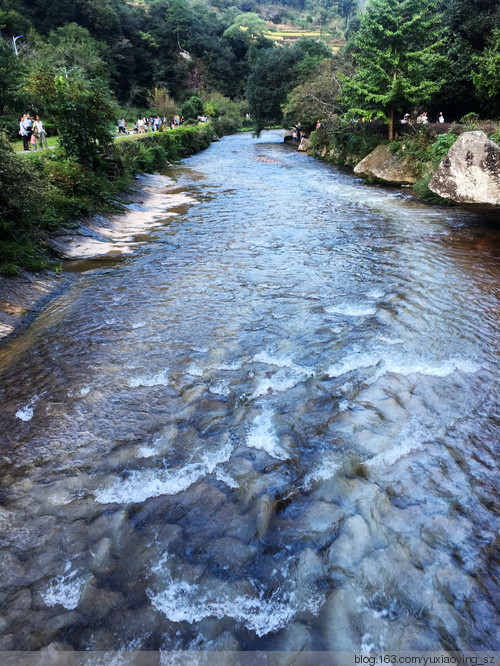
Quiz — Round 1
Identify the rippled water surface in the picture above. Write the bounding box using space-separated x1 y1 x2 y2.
0 131 499 652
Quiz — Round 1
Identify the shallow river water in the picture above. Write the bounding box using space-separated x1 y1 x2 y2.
0 131 499 653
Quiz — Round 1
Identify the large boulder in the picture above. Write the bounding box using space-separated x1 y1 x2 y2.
429 131 500 215
298 137 311 152
353 143 420 186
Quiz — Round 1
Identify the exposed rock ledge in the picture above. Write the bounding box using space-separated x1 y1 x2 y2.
429 131 500 216
0 271 64 341
0 172 195 345
353 144 420 186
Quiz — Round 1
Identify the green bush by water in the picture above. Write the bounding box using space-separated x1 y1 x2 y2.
0 125 215 273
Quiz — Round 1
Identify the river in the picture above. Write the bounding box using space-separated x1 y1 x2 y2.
0 130 498 654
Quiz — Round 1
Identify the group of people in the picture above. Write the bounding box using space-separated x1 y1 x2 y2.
401 111 446 124
118 114 184 135
18 113 48 151
117 112 210 135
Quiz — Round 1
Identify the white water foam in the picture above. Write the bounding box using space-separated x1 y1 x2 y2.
132 321 147 329
42 570 88 610
383 357 481 378
325 303 376 317
245 408 288 460
250 368 304 399
186 363 204 377
138 445 157 458
367 419 439 467
250 351 313 399
15 406 34 422
253 350 312 376
15 395 39 422
367 289 385 299
215 468 239 489
328 352 481 380
128 369 169 387
377 336 404 346
94 439 233 504
187 360 242 378
304 451 341 488
209 379 231 396
328 352 379 378
360 633 376 652
148 573 322 637
80 386 91 396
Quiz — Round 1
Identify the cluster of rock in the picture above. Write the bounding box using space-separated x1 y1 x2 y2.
313 131 500 218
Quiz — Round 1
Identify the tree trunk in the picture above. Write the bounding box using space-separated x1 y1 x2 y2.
388 107 394 141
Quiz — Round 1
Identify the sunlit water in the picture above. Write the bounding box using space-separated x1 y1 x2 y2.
0 131 499 652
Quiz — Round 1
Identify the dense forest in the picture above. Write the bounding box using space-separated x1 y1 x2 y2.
0 0 499 273
1 0 498 126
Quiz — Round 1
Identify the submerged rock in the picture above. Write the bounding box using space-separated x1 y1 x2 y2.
429 131 500 216
354 144 420 186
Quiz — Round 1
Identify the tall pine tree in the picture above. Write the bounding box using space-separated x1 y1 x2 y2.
342 0 445 139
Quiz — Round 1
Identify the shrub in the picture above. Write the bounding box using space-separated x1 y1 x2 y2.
427 132 459 166
0 134 48 238
181 96 204 121
1 262 20 276
460 112 479 129
388 140 402 155
0 116 21 141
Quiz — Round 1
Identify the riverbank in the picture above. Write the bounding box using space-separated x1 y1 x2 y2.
0 172 199 344
0 125 214 345
304 120 500 217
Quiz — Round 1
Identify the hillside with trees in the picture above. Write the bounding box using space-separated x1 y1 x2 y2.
0 0 499 274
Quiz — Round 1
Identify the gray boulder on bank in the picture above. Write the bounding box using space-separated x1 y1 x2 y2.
298 137 311 152
353 144 420 186
429 131 500 214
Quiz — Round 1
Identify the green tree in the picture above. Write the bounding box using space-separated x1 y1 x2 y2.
246 45 306 134
473 29 500 102
342 0 445 140
149 87 178 118
49 72 117 166
26 24 118 166
223 12 268 61
284 54 352 126
0 39 23 114
30 23 110 82
181 94 203 119
436 0 500 118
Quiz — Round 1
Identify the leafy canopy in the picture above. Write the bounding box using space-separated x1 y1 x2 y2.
27 25 118 166
341 0 445 135
473 29 500 101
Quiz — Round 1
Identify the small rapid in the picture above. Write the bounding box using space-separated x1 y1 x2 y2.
0 131 498 652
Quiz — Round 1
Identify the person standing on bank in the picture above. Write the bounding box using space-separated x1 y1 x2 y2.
19 114 29 151
24 114 33 145
33 116 48 150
